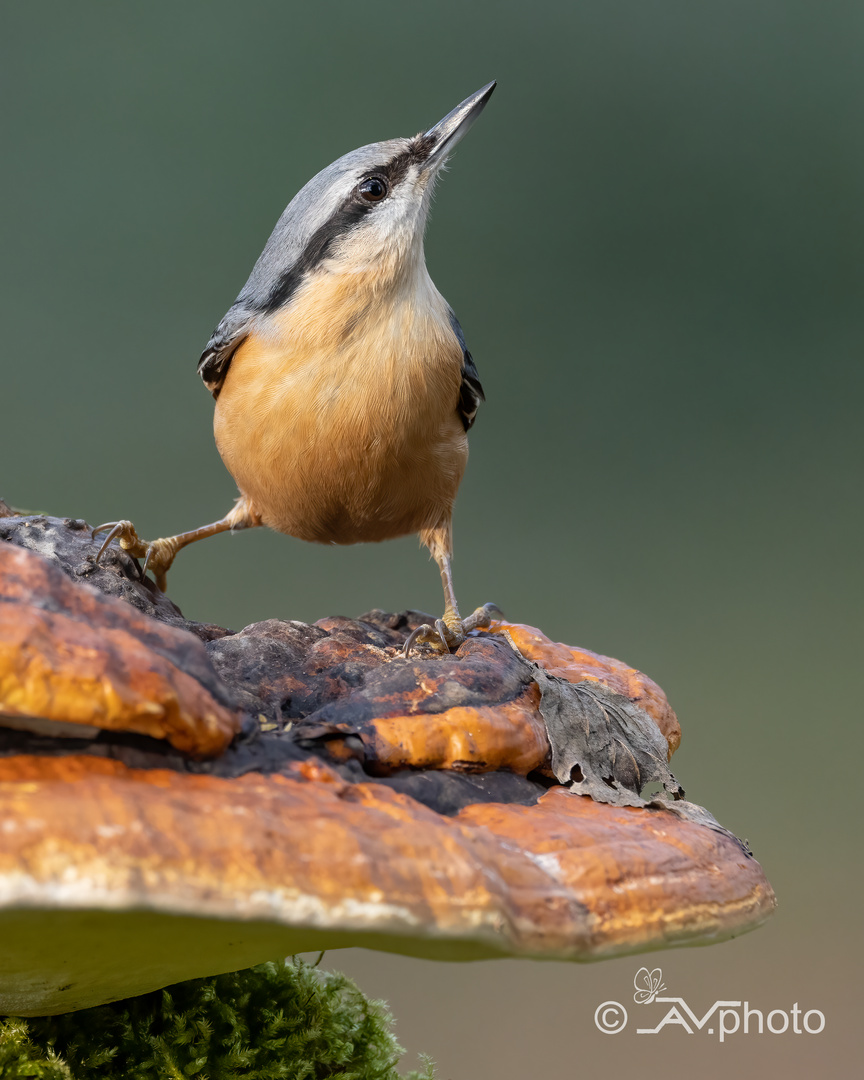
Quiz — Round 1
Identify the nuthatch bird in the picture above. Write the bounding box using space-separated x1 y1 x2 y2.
94 82 498 655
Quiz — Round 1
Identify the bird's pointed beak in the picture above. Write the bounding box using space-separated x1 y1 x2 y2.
420 81 496 170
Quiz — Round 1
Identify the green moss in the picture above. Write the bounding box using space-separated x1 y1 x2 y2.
0 960 434 1080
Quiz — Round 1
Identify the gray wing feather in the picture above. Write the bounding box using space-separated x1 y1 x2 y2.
449 309 485 431
197 303 254 398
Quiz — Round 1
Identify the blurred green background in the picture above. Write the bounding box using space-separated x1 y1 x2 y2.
2 1 860 1074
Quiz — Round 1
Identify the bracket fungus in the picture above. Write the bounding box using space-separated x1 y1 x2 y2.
0 512 776 1016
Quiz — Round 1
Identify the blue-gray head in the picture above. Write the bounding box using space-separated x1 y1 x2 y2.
199 82 495 394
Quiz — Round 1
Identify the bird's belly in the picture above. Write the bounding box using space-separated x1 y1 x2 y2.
213 337 467 545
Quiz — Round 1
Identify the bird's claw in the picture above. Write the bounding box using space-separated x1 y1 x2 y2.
402 602 503 658
92 520 147 564
462 601 504 633
402 620 458 657
91 520 175 591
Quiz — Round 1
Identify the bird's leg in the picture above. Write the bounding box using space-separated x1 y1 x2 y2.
403 522 502 656
91 497 260 592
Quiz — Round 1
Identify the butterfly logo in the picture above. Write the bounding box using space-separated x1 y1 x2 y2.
633 967 666 1005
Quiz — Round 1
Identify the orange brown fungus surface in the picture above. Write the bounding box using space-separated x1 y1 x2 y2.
0 515 776 1013
0 755 774 963
324 624 681 776
0 544 239 757
312 685 549 776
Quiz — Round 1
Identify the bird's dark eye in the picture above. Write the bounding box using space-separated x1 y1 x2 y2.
358 176 388 203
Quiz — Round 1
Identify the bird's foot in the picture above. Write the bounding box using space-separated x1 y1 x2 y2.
91 520 178 592
403 602 504 657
